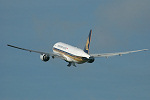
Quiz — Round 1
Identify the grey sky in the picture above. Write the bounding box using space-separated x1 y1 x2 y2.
1 0 150 100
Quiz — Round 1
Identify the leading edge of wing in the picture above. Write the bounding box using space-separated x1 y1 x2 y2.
90 49 149 57
7 44 55 56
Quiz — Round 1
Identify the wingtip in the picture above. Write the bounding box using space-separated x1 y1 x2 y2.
7 44 13 47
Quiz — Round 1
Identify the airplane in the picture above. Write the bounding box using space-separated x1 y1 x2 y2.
7 30 148 67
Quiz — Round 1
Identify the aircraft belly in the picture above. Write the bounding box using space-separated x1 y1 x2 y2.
53 47 88 62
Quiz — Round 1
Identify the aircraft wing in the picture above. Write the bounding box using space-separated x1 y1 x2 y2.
90 49 148 58
7 44 60 57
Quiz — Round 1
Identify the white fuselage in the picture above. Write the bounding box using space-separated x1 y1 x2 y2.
53 42 90 64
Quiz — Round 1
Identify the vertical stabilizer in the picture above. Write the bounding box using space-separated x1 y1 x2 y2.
84 30 92 54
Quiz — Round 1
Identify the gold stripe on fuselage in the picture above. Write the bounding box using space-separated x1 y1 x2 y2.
53 48 88 63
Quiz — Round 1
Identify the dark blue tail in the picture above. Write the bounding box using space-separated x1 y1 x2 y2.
84 30 92 54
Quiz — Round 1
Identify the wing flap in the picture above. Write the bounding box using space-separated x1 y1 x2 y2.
90 49 148 57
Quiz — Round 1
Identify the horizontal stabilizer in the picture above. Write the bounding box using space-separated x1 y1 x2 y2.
90 49 149 57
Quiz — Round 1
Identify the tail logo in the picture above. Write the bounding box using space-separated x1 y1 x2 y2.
84 30 92 54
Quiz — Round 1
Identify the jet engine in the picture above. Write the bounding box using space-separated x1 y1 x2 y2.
40 54 50 62
87 57 95 63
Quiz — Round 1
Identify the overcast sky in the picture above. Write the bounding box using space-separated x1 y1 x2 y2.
1 0 150 100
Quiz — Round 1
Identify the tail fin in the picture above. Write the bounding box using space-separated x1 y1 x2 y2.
84 29 92 54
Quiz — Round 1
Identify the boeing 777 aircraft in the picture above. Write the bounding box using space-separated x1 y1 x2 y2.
7 30 148 67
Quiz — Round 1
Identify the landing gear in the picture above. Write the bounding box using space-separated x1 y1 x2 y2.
72 63 76 67
67 62 76 67
67 62 72 67
52 56 55 59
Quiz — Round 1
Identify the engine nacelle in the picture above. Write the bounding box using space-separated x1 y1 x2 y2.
40 54 50 62
87 57 95 63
